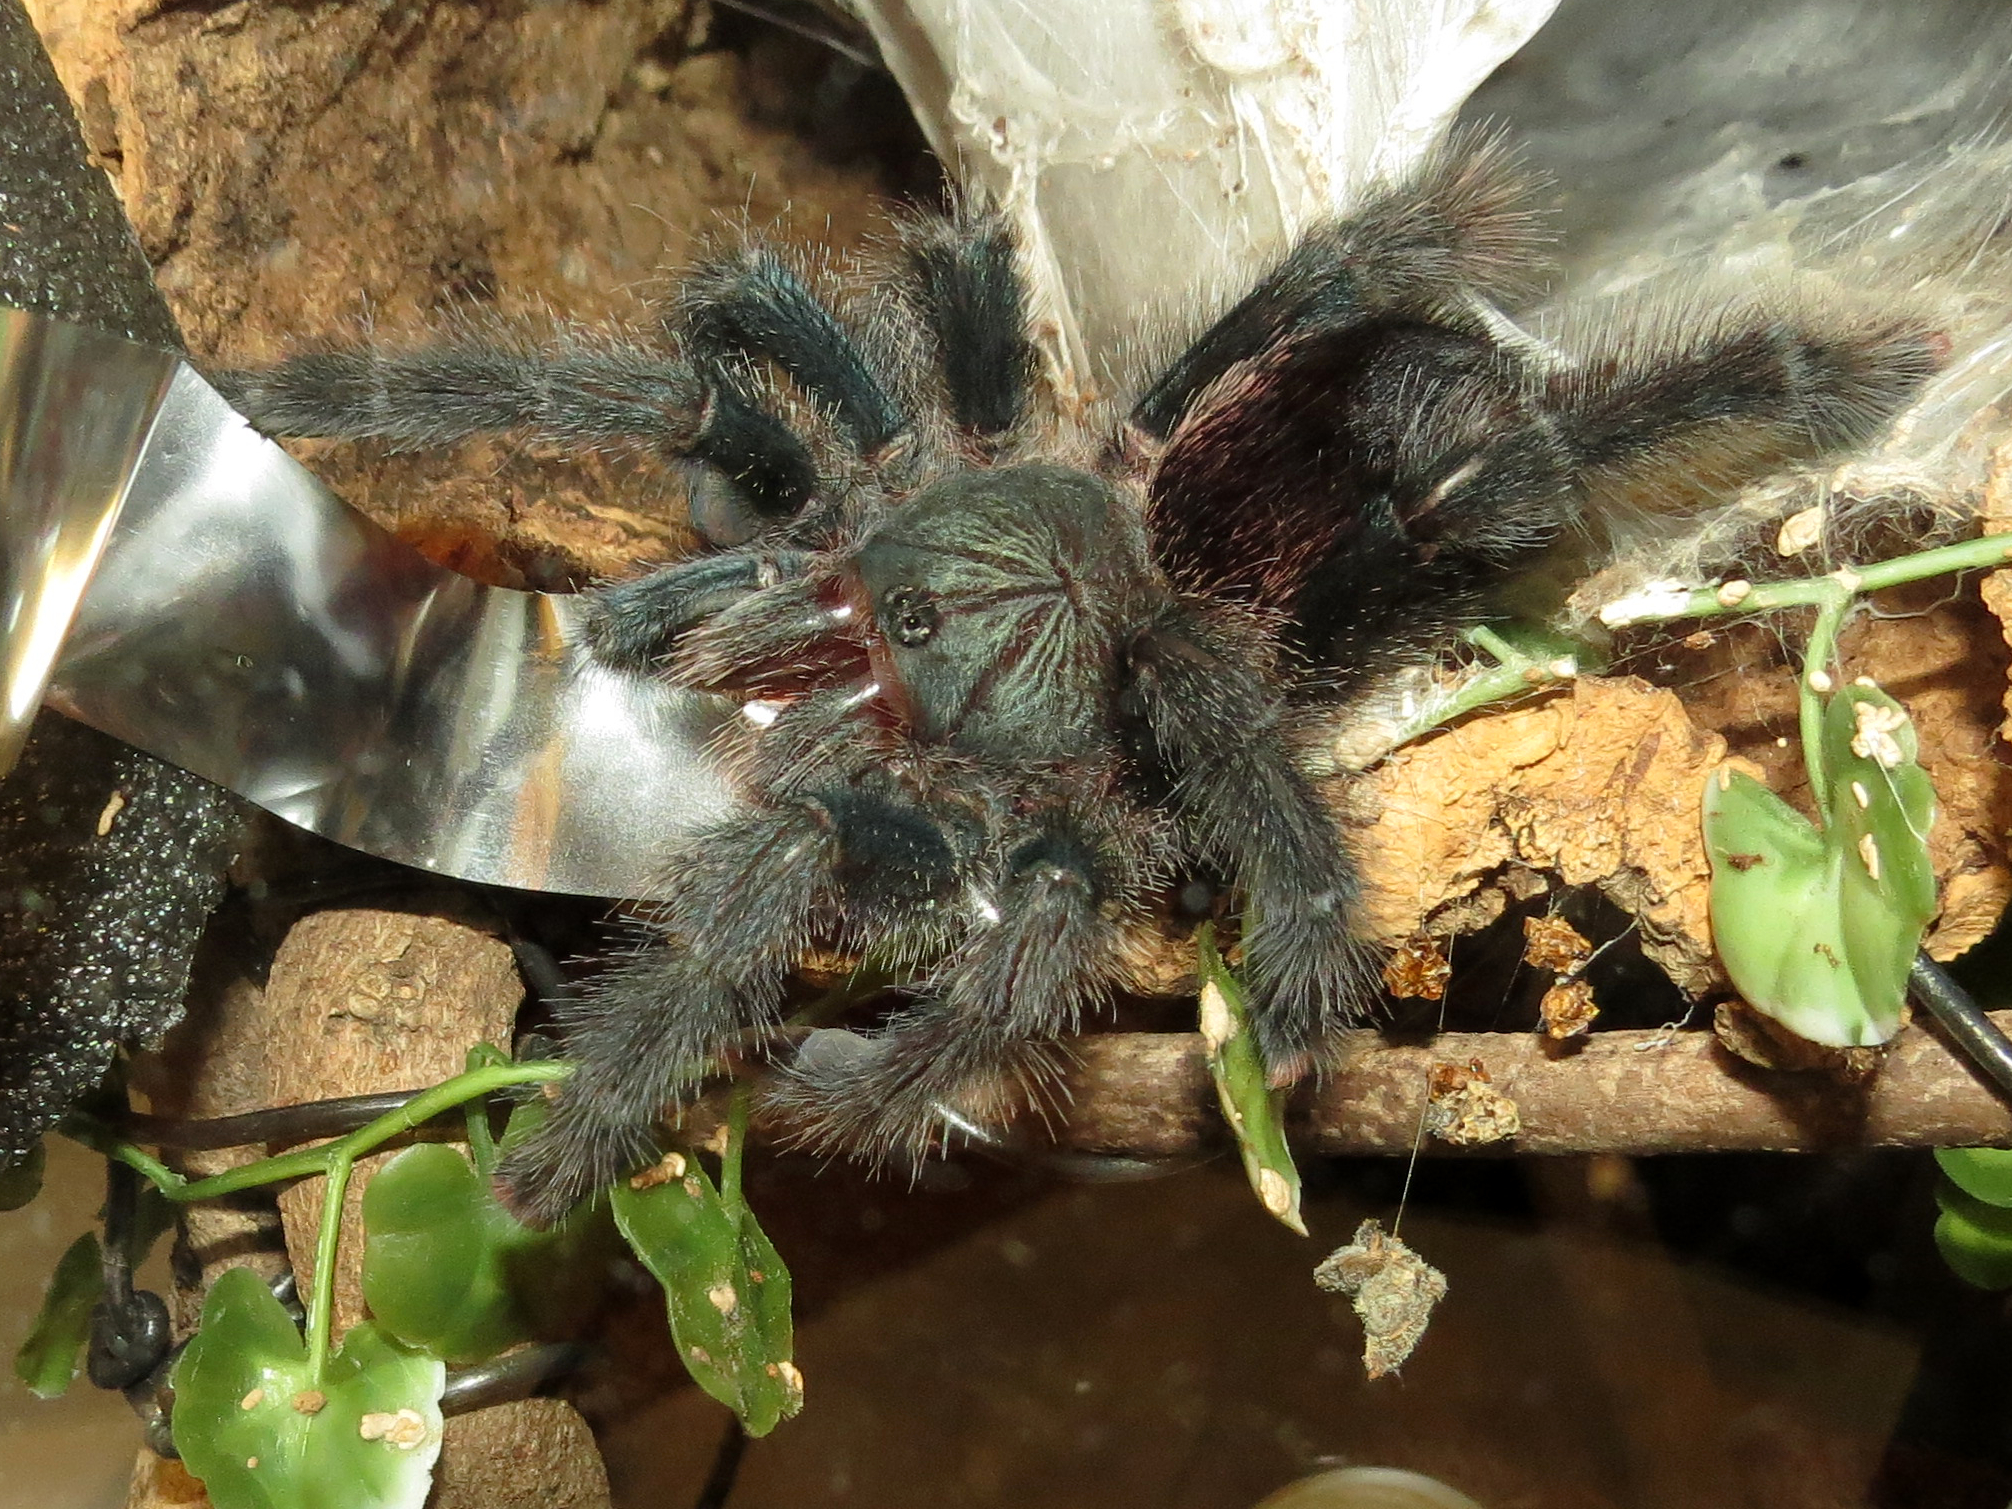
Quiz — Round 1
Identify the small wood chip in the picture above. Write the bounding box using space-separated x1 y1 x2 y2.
291 1390 326 1415
1315 1219 1448 1379
627 1151 689 1191
1522 915 1591 974
95 790 126 836
1256 1167 1294 1220
777 1359 806 1404
1777 505 1824 555
1850 699 1908 767
358 1408 428 1448
1424 1059 1521 1145
1198 979 1237 1047
1382 936 1452 1001
238 1387 264 1411
1540 979 1600 1039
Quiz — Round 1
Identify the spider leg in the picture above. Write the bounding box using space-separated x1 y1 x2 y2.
682 247 908 456
1150 317 1567 677
1550 308 1943 485
773 817 1128 1162
494 779 960 1225
584 547 814 674
1126 607 1378 1076
897 208 1034 437
215 333 819 526
1132 128 1546 439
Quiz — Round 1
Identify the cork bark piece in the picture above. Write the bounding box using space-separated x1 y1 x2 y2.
259 909 609 1509
1353 676 1728 996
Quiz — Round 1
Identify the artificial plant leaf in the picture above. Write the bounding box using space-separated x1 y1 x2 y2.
1936 1147 2012 1207
1825 683 1938 1040
1703 686 1936 1052
173 1266 444 1509
1197 925 1305 1235
13 1231 100 1398
610 1153 801 1435
1702 766 1863 1042
0 1141 45 1210
361 1126 612 1364
1934 1183 2012 1290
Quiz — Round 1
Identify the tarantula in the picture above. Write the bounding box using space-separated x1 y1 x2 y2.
221 135 1939 1224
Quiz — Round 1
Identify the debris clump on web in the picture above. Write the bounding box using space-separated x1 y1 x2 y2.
1315 1219 1449 1380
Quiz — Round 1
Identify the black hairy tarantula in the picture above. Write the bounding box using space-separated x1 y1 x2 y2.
222 135 1940 1224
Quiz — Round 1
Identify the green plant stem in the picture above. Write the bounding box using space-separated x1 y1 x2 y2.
64 1061 569 1203
1376 624 1579 750
1800 591 1852 814
459 1044 513 1176
1604 533 2012 626
1601 532 2012 817
63 1060 568 1388
305 1146 352 1380
720 1083 751 1215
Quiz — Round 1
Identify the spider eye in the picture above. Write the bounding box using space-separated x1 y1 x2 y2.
881 585 940 647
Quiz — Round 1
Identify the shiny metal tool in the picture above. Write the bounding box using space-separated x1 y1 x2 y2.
2 305 737 898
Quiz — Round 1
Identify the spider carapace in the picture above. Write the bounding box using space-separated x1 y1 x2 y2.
220 133 1941 1223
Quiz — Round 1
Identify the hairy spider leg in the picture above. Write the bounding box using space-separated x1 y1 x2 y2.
1125 605 1378 1075
1149 317 1572 680
494 776 972 1226
681 246 908 456
586 548 818 675
773 802 1139 1162
1149 300 1943 685
896 208 1036 438
1548 310 1946 489
213 334 816 521
1130 127 1548 440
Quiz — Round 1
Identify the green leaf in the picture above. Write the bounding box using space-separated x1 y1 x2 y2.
173 1267 444 1509
13 1232 101 1398
1936 1147 2012 1207
361 1129 612 1364
1197 924 1306 1236
1934 1183 2012 1290
1703 684 1937 1048
611 1153 801 1435
0 1142 45 1211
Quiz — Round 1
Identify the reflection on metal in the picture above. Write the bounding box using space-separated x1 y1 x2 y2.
3 306 735 898
0 310 178 775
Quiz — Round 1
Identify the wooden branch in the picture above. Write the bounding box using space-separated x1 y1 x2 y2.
1046 1020 2012 1159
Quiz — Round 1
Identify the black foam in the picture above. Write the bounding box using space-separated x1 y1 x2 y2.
0 3 244 1163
